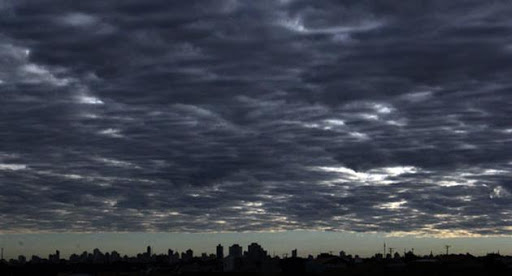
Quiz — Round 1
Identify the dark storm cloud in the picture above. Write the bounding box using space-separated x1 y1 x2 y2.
1 0 512 236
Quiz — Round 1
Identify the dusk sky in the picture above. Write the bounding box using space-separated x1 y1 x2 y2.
1 0 512 259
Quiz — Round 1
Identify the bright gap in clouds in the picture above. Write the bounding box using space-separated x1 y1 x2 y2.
78 95 104 105
314 166 418 185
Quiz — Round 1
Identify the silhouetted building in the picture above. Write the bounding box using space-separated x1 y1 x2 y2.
147 246 152 257
30 255 42 263
355 254 363 264
172 252 180 262
292 249 298 258
92 248 104 263
111 251 120 262
49 250 60 263
247 242 267 261
181 249 193 262
216 244 224 259
307 255 349 274
229 244 243 258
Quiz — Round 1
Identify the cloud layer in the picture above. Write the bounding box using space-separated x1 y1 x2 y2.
1 0 511 236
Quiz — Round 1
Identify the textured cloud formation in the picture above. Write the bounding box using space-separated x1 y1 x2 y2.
1 0 512 236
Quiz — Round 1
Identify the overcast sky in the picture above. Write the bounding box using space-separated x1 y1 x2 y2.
1 0 512 250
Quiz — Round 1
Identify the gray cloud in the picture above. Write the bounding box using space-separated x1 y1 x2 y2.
1 0 511 236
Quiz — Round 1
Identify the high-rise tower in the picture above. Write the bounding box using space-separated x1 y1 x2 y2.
216 244 224 259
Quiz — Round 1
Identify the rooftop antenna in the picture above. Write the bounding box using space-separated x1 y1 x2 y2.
445 245 451 255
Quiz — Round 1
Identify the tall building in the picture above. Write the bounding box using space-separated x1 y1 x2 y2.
147 246 152 257
49 250 60 263
111 251 121 262
229 244 243 258
182 249 193 261
173 252 180 262
247 243 267 261
292 249 297 258
216 244 224 259
92 248 104 263
186 249 193 257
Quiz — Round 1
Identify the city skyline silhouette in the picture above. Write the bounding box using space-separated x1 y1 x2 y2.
2 240 512 275
1 231 512 261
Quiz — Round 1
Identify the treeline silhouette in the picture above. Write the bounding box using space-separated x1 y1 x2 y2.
1 243 511 275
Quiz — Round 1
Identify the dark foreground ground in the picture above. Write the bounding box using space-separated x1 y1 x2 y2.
2 258 512 276
3 252 512 276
